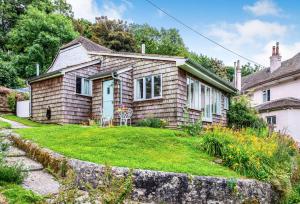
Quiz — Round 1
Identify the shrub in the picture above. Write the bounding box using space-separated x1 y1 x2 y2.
180 107 203 136
227 96 266 130
7 92 17 113
200 126 299 196
0 164 25 184
136 118 167 128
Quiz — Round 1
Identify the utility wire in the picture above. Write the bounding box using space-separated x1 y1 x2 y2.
144 0 265 67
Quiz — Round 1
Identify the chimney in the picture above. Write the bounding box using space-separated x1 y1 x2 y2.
233 61 237 87
36 63 40 76
141 44 145 54
270 42 281 72
236 60 242 92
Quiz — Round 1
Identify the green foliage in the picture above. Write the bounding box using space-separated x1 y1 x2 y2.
136 118 167 128
7 92 17 113
130 23 188 56
188 52 228 80
0 164 25 184
200 126 299 196
180 107 203 136
227 96 266 130
91 16 136 52
73 18 93 38
0 183 43 204
7 6 78 78
226 63 261 82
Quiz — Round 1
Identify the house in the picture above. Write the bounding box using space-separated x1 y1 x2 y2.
28 36 236 127
241 42 300 141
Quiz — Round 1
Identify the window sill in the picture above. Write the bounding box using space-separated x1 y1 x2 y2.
75 93 92 98
133 97 163 102
188 107 202 112
203 118 213 123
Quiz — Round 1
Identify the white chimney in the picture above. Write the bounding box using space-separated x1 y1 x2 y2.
236 60 242 92
270 42 281 72
36 63 40 76
141 44 146 54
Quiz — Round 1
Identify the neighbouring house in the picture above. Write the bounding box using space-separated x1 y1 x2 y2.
242 42 300 141
28 36 236 127
0 86 12 114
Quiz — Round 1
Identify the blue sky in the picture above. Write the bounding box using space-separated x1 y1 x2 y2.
67 0 300 67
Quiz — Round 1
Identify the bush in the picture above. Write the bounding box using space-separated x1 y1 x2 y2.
7 92 17 113
0 164 25 184
227 96 266 130
200 126 299 197
136 118 167 128
180 107 203 136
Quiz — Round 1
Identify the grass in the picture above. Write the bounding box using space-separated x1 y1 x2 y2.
1 114 49 127
15 125 239 177
0 183 43 204
0 121 11 129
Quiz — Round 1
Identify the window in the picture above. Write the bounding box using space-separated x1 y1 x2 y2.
266 116 276 125
224 95 229 110
187 77 200 109
135 75 162 100
212 89 222 115
76 76 92 96
263 89 270 102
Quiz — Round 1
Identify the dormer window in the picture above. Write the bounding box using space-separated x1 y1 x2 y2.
263 89 270 103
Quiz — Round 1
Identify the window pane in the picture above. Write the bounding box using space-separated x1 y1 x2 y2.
194 80 200 109
136 79 143 99
205 87 211 119
76 77 82 94
83 79 90 95
153 75 161 97
145 76 152 99
190 79 194 107
201 85 205 112
267 90 271 101
187 77 191 106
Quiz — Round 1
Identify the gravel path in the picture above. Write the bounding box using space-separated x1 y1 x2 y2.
0 117 29 129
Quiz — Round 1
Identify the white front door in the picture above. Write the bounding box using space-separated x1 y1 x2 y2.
102 80 114 119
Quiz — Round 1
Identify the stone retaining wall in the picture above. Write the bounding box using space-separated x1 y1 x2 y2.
9 133 280 204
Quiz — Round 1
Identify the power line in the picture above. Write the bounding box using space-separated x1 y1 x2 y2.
144 0 265 67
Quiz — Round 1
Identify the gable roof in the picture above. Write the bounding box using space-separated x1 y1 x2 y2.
256 97 300 113
242 52 300 91
61 36 112 53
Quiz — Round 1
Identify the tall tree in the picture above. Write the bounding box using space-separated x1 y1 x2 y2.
73 18 92 38
7 6 78 78
130 24 187 56
226 63 261 82
188 52 228 80
91 16 136 52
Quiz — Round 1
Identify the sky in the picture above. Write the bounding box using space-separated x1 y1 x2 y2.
66 0 300 67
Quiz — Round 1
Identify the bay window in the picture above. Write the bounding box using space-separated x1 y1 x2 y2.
135 74 162 100
76 76 92 96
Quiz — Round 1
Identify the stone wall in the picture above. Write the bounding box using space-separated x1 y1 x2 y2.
0 93 11 114
10 133 279 203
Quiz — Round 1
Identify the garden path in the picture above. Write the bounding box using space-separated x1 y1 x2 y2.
0 129 60 196
0 117 29 129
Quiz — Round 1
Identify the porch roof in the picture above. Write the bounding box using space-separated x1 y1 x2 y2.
256 97 300 113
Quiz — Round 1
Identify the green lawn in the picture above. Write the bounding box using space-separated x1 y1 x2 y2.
0 121 11 129
16 125 239 177
1 114 50 127
0 183 43 204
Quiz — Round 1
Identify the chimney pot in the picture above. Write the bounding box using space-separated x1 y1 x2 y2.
276 42 280 55
272 46 276 56
270 42 282 72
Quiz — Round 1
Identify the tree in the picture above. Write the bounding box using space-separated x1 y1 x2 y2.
130 24 187 56
188 52 228 80
226 63 260 82
7 6 78 78
91 16 136 52
73 18 93 39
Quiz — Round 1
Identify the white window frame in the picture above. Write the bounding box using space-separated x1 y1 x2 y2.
262 89 270 103
187 76 200 110
224 95 229 110
75 75 92 97
134 74 162 101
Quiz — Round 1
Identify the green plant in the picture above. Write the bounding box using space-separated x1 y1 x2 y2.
227 178 238 195
227 96 266 130
7 92 17 113
180 107 203 136
136 118 167 128
0 164 25 184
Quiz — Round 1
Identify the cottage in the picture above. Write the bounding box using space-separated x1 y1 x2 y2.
28 37 236 127
242 42 300 141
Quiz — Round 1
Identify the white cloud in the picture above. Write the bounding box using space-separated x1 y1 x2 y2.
67 0 130 22
243 0 282 16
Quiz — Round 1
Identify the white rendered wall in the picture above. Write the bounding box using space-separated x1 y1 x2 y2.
16 100 30 118
249 79 300 106
261 109 300 142
48 45 91 72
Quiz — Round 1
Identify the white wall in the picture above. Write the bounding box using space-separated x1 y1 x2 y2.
261 109 300 142
250 79 300 106
48 45 91 72
17 100 30 118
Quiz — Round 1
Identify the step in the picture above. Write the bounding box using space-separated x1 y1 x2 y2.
22 170 60 196
5 156 44 171
6 146 26 157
